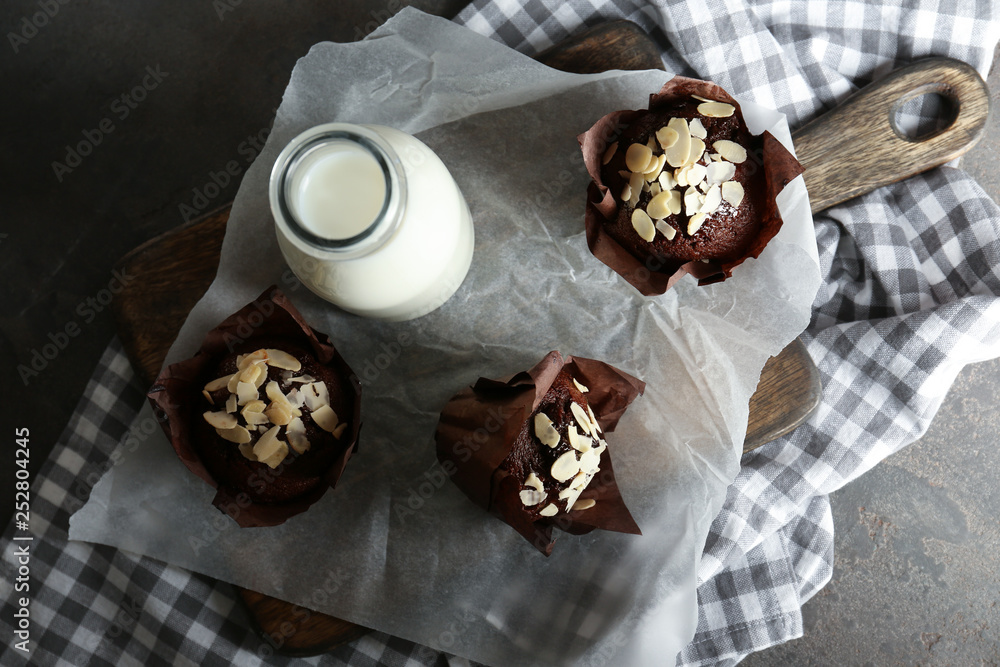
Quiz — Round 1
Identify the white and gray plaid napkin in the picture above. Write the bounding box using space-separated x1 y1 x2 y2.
4 1 1000 665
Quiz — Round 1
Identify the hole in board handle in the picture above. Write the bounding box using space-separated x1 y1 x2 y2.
889 83 960 143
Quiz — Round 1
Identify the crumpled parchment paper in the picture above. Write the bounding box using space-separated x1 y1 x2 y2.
71 8 820 665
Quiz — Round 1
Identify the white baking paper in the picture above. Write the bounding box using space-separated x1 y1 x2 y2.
70 8 820 665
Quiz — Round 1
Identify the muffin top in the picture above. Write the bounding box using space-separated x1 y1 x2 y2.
599 96 765 264
194 338 353 504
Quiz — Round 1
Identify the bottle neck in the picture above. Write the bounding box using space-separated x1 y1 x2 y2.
270 124 406 259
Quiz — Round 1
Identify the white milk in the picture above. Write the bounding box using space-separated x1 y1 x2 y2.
270 124 474 321
288 141 386 241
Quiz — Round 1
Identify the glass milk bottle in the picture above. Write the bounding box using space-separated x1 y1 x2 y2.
269 123 474 321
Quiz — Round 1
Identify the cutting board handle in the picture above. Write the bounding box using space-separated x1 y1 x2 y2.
791 57 992 213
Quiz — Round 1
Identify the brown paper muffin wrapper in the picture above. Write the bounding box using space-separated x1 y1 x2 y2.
578 75 805 295
436 351 645 555
147 286 362 528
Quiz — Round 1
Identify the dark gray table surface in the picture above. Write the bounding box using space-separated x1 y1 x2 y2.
2 2 998 664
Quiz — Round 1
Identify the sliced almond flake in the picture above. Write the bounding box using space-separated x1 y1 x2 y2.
684 186 702 217
560 486 585 510
570 402 592 436
286 417 310 454
664 117 691 168
686 163 707 187
533 412 561 448
312 404 340 433
525 472 544 493
667 189 683 215
656 219 677 240
573 498 597 511
227 373 241 393
631 208 656 243
674 167 688 188
688 212 708 235
203 411 237 429
243 399 265 413
205 374 233 392
713 140 748 164
578 448 602 475
265 403 293 426
539 504 559 517
722 181 745 207
258 441 289 469
698 101 736 118
620 183 632 202
252 367 268 389
573 378 590 393
253 426 287 468
567 426 592 452
238 349 269 371
688 118 708 139
286 388 306 409
686 136 706 166
264 348 301 371
332 422 348 439
709 152 723 162
301 381 330 411
551 451 581 482
238 442 257 462
691 94 714 103
216 424 251 444
698 180 711 194
707 161 736 185
643 154 666 182
558 486 576 501
265 381 296 414
243 411 270 427
642 181 650 194
649 182 661 197
601 141 618 165
235 354 245 368
225 394 237 414
202 389 214 405
586 404 602 433
520 489 546 506
658 170 676 191
646 191 674 220
624 142 653 173
628 172 644 208
287 374 317 384
645 135 658 153
700 183 722 215
239 363 262 387
594 440 608 456
569 470 591 491
655 126 678 150
236 381 258 406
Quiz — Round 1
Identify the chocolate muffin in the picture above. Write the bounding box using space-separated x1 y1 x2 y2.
499 369 607 520
578 76 804 294
148 287 362 527
436 351 644 555
600 96 764 264
194 339 354 504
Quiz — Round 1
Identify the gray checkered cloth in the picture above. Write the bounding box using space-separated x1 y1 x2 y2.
4 1 1000 665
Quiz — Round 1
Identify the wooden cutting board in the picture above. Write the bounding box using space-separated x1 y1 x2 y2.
111 20 990 657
